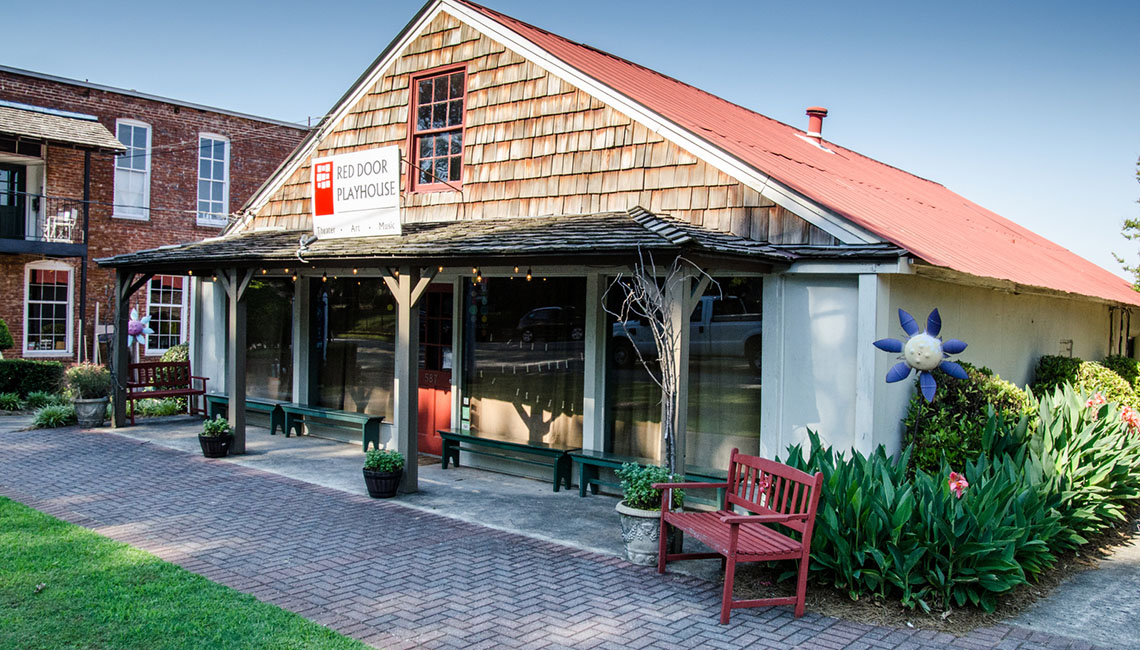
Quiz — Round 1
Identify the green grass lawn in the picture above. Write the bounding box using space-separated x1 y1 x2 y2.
0 497 369 650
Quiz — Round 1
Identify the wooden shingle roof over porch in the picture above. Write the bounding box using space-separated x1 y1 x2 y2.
95 207 904 273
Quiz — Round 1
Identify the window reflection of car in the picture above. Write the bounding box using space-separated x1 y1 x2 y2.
611 296 763 372
517 306 584 343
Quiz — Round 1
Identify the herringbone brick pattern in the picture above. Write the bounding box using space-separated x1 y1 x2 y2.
0 426 1100 649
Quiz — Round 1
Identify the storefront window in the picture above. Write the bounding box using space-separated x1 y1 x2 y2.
245 279 293 402
605 289 662 460
685 277 763 471
314 278 395 415
462 277 585 447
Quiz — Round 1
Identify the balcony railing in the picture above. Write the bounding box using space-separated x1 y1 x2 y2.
0 192 86 251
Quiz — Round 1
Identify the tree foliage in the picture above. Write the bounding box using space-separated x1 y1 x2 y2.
1115 157 1140 288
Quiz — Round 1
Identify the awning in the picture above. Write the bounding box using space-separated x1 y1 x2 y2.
95 207 903 273
0 100 125 152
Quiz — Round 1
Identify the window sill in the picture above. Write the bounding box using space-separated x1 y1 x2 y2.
409 183 463 194
195 219 227 228
112 212 150 222
23 350 72 358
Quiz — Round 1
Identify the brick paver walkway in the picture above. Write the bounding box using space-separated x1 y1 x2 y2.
0 425 1099 649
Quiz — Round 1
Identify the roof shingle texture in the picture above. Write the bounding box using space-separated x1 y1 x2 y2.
0 103 125 151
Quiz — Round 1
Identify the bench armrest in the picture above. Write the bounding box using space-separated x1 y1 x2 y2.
719 513 808 525
652 481 730 490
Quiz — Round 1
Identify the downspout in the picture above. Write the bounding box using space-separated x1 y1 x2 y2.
79 150 90 362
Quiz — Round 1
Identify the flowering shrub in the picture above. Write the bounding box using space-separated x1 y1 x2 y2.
947 471 968 498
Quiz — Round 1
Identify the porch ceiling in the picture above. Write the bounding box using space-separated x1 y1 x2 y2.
0 100 125 152
95 207 902 273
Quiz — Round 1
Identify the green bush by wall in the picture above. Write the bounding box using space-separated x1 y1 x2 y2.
0 360 64 396
902 361 1028 474
1102 355 1140 387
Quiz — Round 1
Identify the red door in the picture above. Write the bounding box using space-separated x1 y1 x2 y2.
418 285 453 455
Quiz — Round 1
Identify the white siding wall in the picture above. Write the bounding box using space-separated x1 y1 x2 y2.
195 279 227 394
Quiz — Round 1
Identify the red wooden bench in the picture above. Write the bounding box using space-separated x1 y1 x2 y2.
126 361 208 425
654 449 823 624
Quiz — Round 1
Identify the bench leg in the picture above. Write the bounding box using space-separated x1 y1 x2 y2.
721 553 737 624
578 463 589 497
285 411 304 437
794 552 810 618
271 408 286 437
208 401 226 420
554 454 573 492
441 439 459 469
362 421 380 452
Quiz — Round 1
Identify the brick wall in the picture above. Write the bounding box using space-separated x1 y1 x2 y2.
0 68 310 361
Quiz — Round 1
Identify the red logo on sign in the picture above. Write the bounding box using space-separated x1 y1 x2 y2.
313 161 334 216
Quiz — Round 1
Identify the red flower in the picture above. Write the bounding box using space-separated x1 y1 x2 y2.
1086 393 1107 408
948 471 969 499
1122 405 1140 434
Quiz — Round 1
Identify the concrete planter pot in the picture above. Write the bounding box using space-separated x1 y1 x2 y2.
616 501 674 566
73 397 108 428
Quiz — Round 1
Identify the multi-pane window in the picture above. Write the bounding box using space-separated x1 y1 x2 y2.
145 275 188 354
24 263 71 354
197 135 228 226
114 120 150 219
412 69 465 189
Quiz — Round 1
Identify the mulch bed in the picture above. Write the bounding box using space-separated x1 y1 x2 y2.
731 509 1140 637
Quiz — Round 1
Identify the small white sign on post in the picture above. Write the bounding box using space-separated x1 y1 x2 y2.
311 146 400 239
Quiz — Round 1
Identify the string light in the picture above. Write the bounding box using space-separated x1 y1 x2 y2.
261 268 267 275
475 269 483 282
291 273 297 282
513 265 519 273
472 266 478 275
322 272 328 283
352 268 358 275
283 267 289 274
525 268 532 281
437 265 444 273
187 270 193 276
211 274 217 282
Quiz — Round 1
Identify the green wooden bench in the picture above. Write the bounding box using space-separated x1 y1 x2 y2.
282 404 384 451
569 449 658 497
438 429 578 492
205 393 287 437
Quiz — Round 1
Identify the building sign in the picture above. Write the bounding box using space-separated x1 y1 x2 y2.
311 146 400 239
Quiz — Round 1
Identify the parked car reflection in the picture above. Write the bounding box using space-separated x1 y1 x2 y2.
516 306 584 342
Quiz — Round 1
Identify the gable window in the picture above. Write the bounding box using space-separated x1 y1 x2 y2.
24 261 72 356
114 119 150 220
410 68 465 191
197 134 229 227
145 275 188 355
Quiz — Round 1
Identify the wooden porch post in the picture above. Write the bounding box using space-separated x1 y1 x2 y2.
383 265 436 493
582 272 608 452
218 268 253 454
111 269 152 428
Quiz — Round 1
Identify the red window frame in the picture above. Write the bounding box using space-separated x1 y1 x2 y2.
407 65 467 193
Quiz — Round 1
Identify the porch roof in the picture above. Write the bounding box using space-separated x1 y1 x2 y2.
95 208 903 272
0 100 125 152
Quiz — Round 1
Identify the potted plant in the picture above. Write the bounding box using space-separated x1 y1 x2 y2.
362 448 405 498
615 462 683 566
65 362 111 427
199 415 234 458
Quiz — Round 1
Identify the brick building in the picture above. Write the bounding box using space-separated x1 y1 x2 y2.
0 65 308 361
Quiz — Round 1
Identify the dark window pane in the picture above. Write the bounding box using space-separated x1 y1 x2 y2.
434 77 448 102
449 157 461 181
418 135 433 158
432 104 446 129
449 72 464 98
434 136 448 157
418 80 432 105
417 106 431 131
447 100 462 127
449 131 462 155
434 157 448 181
419 160 432 183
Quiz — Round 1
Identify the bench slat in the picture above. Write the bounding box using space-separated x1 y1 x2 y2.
438 430 576 493
281 404 383 451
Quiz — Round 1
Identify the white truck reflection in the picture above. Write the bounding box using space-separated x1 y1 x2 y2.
612 296 763 372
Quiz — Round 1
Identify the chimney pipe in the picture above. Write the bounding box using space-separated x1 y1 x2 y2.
805 106 828 143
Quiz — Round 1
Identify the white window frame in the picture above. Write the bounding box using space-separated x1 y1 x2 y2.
196 133 230 227
113 118 151 221
23 260 74 357
144 275 190 356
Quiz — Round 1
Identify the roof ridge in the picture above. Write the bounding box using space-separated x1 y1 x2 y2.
627 207 692 246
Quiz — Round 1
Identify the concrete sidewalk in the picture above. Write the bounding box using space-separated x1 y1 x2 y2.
0 416 1116 649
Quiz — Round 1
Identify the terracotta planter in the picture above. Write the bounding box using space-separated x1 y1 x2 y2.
73 397 108 428
616 501 677 566
198 434 233 458
363 468 402 498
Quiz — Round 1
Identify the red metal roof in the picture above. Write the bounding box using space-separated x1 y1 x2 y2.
457 0 1140 306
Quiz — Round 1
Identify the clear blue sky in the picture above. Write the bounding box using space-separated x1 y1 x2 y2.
7 1 1139 279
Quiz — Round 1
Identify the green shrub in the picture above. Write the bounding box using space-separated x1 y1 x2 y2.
32 404 76 428
363 448 405 473
615 463 682 510
0 359 64 396
1074 362 1137 407
783 429 1064 613
0 319 13 351
25 391 66 410
200 415 232 438
160 343 189 363
64 363 111 399
1032 355 1083 395
136 398 184 417
1032 384 1140 542
0 392 23 411
903 361 1028 474
1102 355 1140 387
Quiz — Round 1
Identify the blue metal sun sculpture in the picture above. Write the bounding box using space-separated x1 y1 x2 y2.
126 308 154 347
873 308 968 402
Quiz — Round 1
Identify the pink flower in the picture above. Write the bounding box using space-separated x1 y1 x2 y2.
1086 393 1107 408
1122 406 1140 434
948 471 969 499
